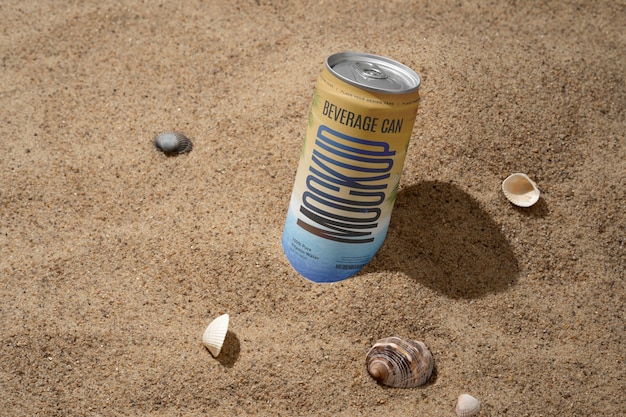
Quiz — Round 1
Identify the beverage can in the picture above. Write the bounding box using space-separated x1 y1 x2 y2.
281 52 421 283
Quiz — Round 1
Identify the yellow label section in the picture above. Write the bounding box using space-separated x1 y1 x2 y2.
297 68 420 220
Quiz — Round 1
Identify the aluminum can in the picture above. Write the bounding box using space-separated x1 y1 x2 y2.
282 52 421 283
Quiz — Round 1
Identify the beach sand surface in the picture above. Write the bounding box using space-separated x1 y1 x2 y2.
1 1 624 415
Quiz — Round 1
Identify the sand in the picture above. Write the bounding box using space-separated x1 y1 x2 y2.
1 1 624 416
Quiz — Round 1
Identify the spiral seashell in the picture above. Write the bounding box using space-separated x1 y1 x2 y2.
365 336 434 388
154 131 193 154
202 313 229 357
501 173 540 207
456 393 481 417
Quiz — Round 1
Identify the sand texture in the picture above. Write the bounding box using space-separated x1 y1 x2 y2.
1 1 624 416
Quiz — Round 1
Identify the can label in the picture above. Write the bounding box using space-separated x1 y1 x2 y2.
282 53 420 283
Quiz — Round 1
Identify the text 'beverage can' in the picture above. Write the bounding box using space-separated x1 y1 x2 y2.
281 52 421 283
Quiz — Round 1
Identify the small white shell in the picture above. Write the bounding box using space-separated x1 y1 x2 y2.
502 173 540 207
202 313 229 357
456 393 481 417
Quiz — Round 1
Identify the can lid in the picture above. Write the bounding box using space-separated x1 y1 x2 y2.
326 52 421 94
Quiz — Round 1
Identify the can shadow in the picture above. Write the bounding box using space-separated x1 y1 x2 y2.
366 181 519 298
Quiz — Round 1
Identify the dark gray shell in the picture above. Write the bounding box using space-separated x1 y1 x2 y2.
365 336 434 388
154 132 193 154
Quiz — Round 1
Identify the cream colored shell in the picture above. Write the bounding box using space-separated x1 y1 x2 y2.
365 336 434 388
202 313 229 357
502 173 540 207
456 393 481 417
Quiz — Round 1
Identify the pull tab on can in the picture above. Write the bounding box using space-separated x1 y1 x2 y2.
354 62 388 80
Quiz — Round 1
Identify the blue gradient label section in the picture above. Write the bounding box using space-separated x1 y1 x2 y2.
282 195 390 283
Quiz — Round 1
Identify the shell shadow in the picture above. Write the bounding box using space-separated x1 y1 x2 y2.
366 181 519 298
510 196 549 218
429 361 438 385
215 331 240 368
